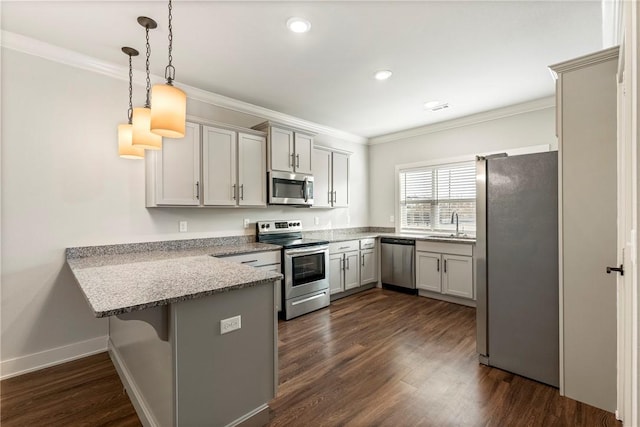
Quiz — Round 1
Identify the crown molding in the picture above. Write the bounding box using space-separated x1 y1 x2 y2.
549 46 620 75
368 96 556 145
1 30 368 145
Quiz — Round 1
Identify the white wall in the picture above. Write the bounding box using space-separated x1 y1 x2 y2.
0 48 368 376
368 107 557 227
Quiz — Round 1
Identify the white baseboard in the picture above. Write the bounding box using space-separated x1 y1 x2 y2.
108 339 158 427
0 336 108 380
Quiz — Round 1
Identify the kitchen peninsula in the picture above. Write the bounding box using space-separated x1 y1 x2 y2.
66 238 283 427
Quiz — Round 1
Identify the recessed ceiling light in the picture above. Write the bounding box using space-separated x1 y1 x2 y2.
374 70 393 81
287 17 311 33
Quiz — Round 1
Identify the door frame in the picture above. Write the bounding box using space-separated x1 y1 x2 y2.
618 1 639 424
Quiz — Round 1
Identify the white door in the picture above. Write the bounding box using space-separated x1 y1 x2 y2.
238 133 266 207
202 126 237 206
329 254 344 295
442 255 473 299
312 148 332 208
416 251 442 292
332 152 349 208
360 249 377 285
294 132 313 174
155 122 200 206
555 50 618 412
270 127 294 172
344 251 360 290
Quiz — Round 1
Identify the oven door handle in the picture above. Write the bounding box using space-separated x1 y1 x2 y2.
291 291 328 306
285 245 329 255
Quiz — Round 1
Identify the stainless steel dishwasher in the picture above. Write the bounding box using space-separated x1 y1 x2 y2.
380 238 416 292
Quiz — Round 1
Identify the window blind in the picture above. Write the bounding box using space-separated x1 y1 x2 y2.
399 161 476 232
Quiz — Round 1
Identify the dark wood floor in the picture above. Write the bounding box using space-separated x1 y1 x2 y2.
1 288 621 426
0 351 140 426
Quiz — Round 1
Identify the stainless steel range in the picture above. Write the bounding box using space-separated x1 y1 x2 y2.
256 220 330 320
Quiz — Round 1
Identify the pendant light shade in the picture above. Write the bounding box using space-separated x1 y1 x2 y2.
118 123 144 159
118 47 144 159
150 83 186 138
132 17 163 150
151 0 186 138
132 106 162 149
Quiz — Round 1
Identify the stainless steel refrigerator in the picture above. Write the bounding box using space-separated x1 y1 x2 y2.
475 152 559 387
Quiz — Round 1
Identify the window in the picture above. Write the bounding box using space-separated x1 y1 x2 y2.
399 161 476 233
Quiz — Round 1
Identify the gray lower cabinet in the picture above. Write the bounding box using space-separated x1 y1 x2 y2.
416 241 474 303
330 239 378 296
329 240 360 295
359 238 378 286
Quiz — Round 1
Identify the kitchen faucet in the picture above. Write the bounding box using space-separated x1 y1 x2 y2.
451 211 459 236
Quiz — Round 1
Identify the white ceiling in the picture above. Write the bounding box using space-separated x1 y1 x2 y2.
2 1 603 139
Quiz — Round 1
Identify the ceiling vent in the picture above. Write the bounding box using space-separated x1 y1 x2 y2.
430 103 450 112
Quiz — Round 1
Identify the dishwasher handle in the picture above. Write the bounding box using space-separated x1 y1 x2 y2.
380 238 415 246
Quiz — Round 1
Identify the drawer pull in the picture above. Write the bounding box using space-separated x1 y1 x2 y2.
241 260 258 264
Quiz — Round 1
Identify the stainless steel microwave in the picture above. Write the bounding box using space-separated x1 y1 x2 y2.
269 171 314 206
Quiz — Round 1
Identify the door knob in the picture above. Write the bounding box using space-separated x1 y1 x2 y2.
606 264 624 276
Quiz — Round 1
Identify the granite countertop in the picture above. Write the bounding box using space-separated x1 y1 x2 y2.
67 241 282 318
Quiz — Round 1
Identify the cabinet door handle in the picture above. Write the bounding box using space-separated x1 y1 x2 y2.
296 154 300 168
328 191 332 204
333 191 337 203
195 181 200 200
290 153 295 168
340 259 344 271
437 258 440 272
240 184 244 200
444 259 447 273
232 184 237 200
361 254 365 266
346 257 350 270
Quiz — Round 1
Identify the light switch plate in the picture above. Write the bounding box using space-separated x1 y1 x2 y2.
314 216 319 225
220 315 241 334
389 215 395 223
243 218 250 229
179 221 188 232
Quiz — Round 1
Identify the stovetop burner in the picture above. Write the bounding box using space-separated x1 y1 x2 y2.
266 237 330 250
255 220 329 249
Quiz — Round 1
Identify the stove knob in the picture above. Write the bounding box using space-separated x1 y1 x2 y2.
296 222 301 226
261 224 266 229
265 224 270 229
288 222 293 227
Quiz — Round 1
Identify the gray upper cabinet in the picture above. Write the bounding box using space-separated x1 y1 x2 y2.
203 126 237 206
252 121 314 174
312 146 350 208
146 120 266 208
146 122 201 207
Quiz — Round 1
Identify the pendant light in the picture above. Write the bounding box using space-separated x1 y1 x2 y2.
118 47 144 159
150 0 186 138
132 17 162 150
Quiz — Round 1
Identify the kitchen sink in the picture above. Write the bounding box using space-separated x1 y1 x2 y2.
427 234 475 240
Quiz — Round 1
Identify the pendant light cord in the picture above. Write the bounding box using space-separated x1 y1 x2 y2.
145 25 152 108
165 0 176 85
128 53 133 124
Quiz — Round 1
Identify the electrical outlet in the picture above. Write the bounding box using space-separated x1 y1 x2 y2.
389 215 395 223
179 221 188 232
220 315 241 334
243 218 250 229
314 216 319 226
